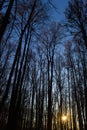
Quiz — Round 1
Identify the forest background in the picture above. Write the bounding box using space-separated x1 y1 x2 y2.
0 0 87 130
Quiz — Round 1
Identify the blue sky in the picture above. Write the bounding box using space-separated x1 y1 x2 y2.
49 0 69 21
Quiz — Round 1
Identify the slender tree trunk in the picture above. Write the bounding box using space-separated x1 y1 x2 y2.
30 76 35 130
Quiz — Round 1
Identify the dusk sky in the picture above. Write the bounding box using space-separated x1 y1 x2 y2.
49 0 69 21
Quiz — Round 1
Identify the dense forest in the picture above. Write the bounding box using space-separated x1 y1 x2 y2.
0 0 87 130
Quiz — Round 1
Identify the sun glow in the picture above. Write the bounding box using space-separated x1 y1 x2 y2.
61 115 67 121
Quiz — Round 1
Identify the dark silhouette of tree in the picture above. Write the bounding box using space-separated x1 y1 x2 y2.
0 0 47 113
65 0 87 49
65 1 87 129
0 0 15 43
35 22 62 130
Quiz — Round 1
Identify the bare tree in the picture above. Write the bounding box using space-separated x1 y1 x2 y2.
65 0 87 49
